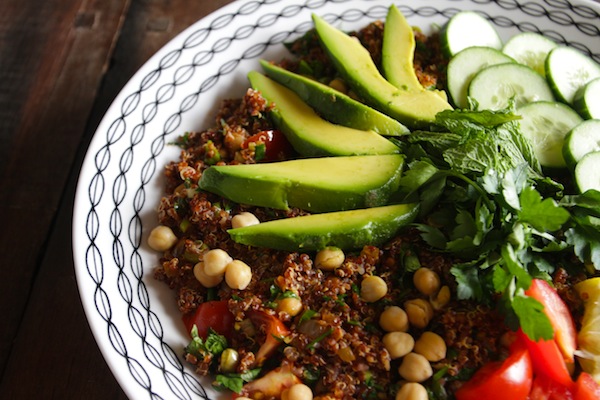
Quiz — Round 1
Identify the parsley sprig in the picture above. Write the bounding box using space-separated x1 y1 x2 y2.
397 105 600 341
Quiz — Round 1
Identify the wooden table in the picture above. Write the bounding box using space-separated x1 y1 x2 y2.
2 0 600 399
0 1 232 398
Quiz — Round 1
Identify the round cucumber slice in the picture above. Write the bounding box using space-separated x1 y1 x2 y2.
518 101 583 168
447 46 514 109
502 32 557 76
575 151 600 193
468 63 554 110
573 77 600 120
546 46 600 105
563 119 600 169
440 11 502 57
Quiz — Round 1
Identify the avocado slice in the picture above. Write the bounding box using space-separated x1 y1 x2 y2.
199 154 404 213
382 4 423 92
312 14 452 129
259 60 409 136
228 203 419 251
248 71 400 157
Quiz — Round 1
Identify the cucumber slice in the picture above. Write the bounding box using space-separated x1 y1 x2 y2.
518 101 583 168
440 11 502 57
575 151 600 193
502 32 557 76
447 46 514 109
546 46 600 105
468 63 554 110
563 119 600 169
573 77 600 120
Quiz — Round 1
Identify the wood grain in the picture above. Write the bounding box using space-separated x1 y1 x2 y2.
0 0 233 398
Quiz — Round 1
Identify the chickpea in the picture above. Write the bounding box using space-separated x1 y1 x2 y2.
395 382 428 400
147 225 178 251
202 248 233 277
224 260 252 290
379 306 409 332
360 275 388 303
277 296 303 316
413 267 441 296
383 331 414 359
430 285 451 310
404 299 434 329
219 348 240 373
398 352 433 382
231 212 260 229
414 331 446 362
281 383 313 400
193 262 223 288
315 247 345 271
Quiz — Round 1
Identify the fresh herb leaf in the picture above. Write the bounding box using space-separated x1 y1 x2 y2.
214 368 261 393
518 187 570 232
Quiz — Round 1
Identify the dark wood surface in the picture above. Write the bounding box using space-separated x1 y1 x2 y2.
0 0 232 398
2 1 599 399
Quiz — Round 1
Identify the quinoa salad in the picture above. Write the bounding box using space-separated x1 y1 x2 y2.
148 8 600 400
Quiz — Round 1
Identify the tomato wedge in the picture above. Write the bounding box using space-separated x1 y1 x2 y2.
455 338 533 400
574 373 600 400
182 300 235 339
529 373 574 400
518 328 574 388
525 279 577 364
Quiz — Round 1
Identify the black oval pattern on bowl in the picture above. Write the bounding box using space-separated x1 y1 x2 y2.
77 0 600 398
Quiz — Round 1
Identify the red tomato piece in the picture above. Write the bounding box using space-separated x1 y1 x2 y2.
525 278 577 364
182 300 235 340
242 130 294 161
455 339 533 400
574 373 600 400
529 373 574 400
518 329 574 388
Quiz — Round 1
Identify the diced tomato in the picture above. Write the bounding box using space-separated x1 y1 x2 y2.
529 373 574 400
574 373 600 400
182 300 235 340
525 279 577 364
518 329 574 388
248 310 290 367
242 130 294 161
455 338 533 400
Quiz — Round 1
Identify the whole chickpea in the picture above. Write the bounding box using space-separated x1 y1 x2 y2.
414 331 447 362
395 382 428 400
413 267 441 296
147 225 178 251
404 298 434 329
276 297 303 317
281 383 313 400
224 260 252 290
193 262 223 288
379 306 409 332
231 212 260 229
382 331 414 359
398 352 433 382
360 275 388 303
315 247 345 271
202 249 233 277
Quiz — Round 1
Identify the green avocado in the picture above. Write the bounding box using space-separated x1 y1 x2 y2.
248 71 399 157
381 5 450 103
199 154 404 213
259 60 409 136
382 4 423 91
312 14 452 129
228 203 419 251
